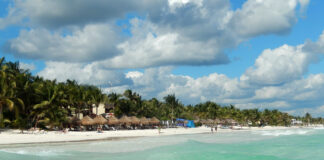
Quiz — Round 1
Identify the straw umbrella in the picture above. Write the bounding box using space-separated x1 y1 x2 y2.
119 115 132 126
193 119 200 124
93 115 107 125
81 116 94 126
108 115 120 125
150 117 160 125
130 116 140 125
71 116 81 126
140 117 149 125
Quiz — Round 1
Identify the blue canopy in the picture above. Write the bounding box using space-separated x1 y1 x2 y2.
186 120 195 128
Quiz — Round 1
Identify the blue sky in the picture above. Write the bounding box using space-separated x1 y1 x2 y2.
1 0 324 116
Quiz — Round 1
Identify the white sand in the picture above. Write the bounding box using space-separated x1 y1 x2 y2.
0 126 313 145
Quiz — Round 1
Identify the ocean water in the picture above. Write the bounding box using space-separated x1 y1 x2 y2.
1 128 324 160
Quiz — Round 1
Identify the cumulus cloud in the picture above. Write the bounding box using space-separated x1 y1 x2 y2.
19 62 36 71
3 24 120 62
241 44 316 85
230 0 299 37
38 61 132 87
0 0 163 29
1 0 309 68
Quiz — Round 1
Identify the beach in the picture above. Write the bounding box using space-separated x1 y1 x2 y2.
0 127 323 160
0 126 306 145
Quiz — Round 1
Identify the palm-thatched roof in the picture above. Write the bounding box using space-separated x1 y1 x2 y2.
81 116 94 126
130 116 140 125
207 119 214 124
214 118 222 124
108 115 120 125
149 117 160 124
200 119 207 124
119 115 132 125
193 119 200 123
70 116 81 126
139 117 149 125
226 119 238 124
93 115 107 125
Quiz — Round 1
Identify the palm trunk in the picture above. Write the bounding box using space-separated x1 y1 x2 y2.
0 106 3 127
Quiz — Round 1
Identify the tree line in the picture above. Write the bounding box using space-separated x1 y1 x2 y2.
0 57 323 130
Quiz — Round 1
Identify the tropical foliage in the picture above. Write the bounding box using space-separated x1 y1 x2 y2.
0 57 323 129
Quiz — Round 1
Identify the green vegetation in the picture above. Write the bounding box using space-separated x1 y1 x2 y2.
0 57 323 129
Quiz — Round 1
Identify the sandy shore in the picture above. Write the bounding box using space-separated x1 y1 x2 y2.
0 126 314 145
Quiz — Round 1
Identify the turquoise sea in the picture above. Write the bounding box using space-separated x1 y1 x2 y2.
1 128 324 160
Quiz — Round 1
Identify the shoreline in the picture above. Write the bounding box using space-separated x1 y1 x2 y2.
0 126 319 146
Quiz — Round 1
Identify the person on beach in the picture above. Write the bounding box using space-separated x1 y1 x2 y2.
215 126 218 132
211 127 213 133
158 125 161 134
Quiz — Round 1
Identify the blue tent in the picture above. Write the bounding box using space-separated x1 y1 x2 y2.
186 120 195 128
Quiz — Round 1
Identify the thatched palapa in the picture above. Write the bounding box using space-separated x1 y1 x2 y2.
130 116 140 125
93 115 107 125
108 115 120 125
150 117 160 124
81 116 94 126
119 115 132 125
140 117 149 125
70 116 81 126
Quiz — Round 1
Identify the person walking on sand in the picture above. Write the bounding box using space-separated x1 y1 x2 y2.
215 125 218 132
158 125 161 134
211 127 214 134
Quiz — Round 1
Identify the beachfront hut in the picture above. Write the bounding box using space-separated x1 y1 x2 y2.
140 117 149 125
150 117 160 125
119 115 132 126
226 119 239 126
108 115 120 125
81 116 94 126
200 119 207 125
130 116 140 125
207 119 215 125
70 117 81 126
93 115 107 125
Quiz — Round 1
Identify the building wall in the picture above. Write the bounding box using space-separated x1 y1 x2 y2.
92 103 105 115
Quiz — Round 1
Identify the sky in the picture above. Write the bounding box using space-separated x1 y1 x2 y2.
1 0 324 116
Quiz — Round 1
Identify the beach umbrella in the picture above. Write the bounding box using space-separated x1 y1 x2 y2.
200 119 207 124
70 116 81 126
139 117 149 125
207 119 214 125
130 116 140 125
81 116 94 126
119 115 132 125
93 115 107 125
150 117 160 125
193 119 200 123
214 118 221 124
108 115 120 125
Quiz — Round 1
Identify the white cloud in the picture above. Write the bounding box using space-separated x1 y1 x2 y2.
230 0 299 37
2 0 309 68
241 44 317 85
19 62 36 71
38 61 131 87
4 24 120 62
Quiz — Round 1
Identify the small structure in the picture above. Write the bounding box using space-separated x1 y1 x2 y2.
140 117 149 125
130 116 140 125
291 119 303 126
150 117 160 125
93 115 107 125
119 115 132 126
108 115 120 125
81 116 94 126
